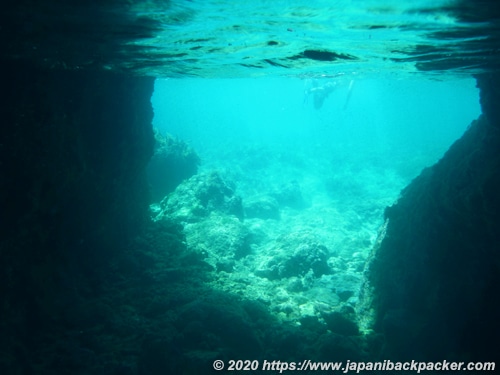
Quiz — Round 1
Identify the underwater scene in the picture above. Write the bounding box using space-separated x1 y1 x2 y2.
2 0 500 374
149 76 480 331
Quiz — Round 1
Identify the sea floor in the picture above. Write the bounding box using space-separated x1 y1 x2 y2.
153 140 411 329
76 138 448 371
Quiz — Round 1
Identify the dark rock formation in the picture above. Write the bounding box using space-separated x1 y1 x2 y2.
322 306 360 336
363 74 500 362
476 73 500 127
0 61 155 373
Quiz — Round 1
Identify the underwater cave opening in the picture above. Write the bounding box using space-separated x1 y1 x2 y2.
147 75 480 327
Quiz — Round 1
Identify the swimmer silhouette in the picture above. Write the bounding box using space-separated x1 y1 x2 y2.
304 80 337 109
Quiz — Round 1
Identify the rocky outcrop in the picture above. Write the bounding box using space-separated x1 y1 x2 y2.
157 171 244 222
363 74 500 362
255 231 331 280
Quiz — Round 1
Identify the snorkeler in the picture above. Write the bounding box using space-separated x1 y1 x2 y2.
303 79 355 110
304 80 338 109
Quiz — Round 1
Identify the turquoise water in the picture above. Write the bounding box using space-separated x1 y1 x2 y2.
153 76 480 185
3 0 498 372
141 0 489 360
150 76 480 325
129 0 497 77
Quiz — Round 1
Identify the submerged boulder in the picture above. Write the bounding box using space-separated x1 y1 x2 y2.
186 212 252 269
244 195 280 220
255 231 331 280
271 180 308 209
157 171 243 222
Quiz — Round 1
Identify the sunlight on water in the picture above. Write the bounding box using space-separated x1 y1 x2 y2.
131 0 491 77
8 0 496 77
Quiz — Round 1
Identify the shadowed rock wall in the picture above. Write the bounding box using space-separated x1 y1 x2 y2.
365 74 500 362
0 61 155 372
